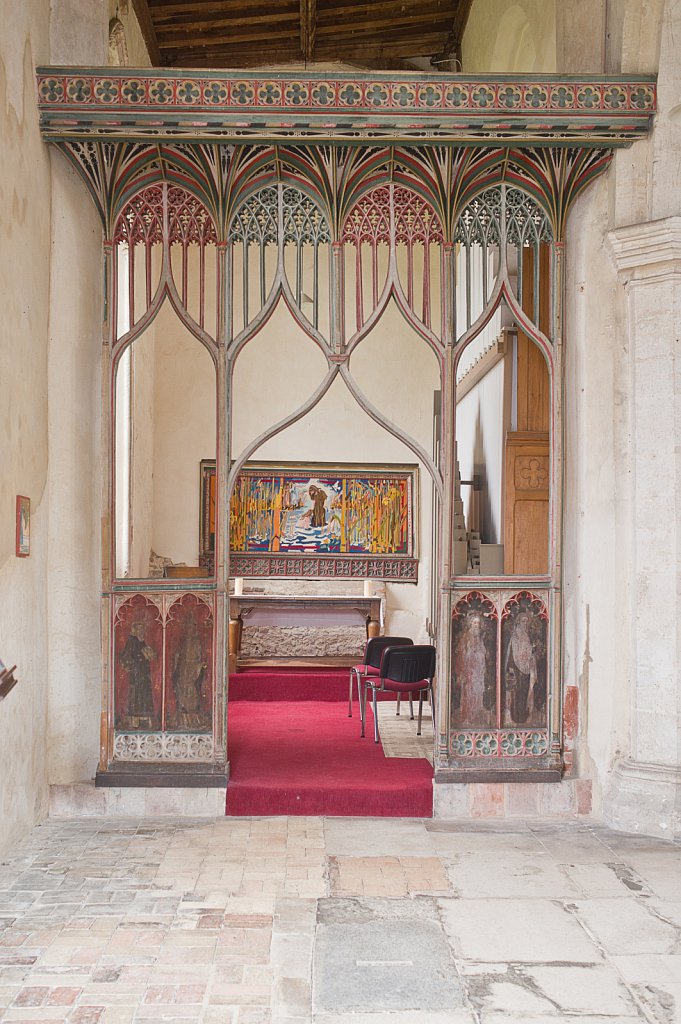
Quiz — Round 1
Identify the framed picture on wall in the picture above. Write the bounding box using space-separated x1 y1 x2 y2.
199 461 216 573
15 496 30 558
200 460 419 581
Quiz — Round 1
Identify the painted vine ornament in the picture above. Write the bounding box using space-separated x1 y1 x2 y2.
35 66 656 781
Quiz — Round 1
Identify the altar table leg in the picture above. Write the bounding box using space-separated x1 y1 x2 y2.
367 618 380 639
228 616 242 675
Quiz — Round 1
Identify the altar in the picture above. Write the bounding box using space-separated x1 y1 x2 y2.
228 594 383 671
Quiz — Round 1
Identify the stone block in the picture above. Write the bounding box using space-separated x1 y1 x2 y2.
469 784 504 818
504 783 540 817
538 782 576 816
432 783 469 819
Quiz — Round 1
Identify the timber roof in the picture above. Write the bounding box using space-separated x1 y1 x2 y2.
131 0 473 70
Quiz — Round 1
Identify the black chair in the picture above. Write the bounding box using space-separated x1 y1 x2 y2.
360 644 436 744
348 636 413 717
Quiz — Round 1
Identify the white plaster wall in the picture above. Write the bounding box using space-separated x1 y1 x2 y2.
151 311 216 566
136 260 439 639
0 2 53 855
562 173 631 811
45 157 103 784
233 298 439 640
44 0 111 787
462 0 557 73
561 0 677 822
456 361 507 545
129 331 156 576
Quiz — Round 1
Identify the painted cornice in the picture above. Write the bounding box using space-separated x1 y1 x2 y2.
36 68 656 146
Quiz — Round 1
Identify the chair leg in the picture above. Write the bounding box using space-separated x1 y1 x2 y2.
429 684 436 735
373 686 380 744
396 694 401 716
349 668 361 717
360 679 366 738
417 689 424 735
409 695 414 720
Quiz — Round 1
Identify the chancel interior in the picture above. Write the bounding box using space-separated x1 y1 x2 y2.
1 0 679 846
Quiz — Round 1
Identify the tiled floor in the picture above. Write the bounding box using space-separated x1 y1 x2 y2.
0 816 680 1023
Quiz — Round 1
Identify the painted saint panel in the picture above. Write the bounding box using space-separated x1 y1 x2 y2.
501 591 548 727
114 594 163 731
451 592 497 729
164 594 213 732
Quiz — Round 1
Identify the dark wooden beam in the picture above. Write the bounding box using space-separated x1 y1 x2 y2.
342 57 425 72
300 0 317 62
131 0 163 65
317 8 452 33
163 47 302 67
159 26 300 50
149 0 295 13
315 33 448 59
155 10 300 36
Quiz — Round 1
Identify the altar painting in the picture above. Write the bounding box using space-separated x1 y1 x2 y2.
229 463 416 558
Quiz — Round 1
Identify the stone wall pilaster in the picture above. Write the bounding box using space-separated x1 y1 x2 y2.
605 216 681 838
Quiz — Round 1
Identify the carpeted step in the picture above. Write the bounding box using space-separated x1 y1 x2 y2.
229 667 399 703
225 700 433 817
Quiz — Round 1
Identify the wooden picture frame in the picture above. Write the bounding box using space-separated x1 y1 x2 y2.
199 460 216 573
15 496 30 558
200 460 419 581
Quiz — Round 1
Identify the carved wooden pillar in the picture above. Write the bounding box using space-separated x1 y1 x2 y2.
99 239 115 776
436 242 456 766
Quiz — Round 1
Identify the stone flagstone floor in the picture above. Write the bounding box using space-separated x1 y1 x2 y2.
0 816 680 1023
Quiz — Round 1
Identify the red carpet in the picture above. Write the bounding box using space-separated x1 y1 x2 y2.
226 698 434 817
229 667 396 702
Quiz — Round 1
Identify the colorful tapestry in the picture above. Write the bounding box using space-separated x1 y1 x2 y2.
201 461 419 579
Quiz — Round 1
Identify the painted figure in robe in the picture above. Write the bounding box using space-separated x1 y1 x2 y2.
308 484 327 527
453 611 495 727
503 609 546 725
171 614 209 730
120 620 155 725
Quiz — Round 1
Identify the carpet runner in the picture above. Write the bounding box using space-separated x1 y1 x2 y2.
226 669 434 817
229 667 396 702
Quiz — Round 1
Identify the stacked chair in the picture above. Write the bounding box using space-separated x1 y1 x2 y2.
348 636 413 717
359 643 437 745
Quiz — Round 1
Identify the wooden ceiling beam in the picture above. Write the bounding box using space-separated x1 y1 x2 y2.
154 10 300 34
148 0 293 10
316 0 452 22
158 27 301 48
342 56 425 72
131 0 163 64
315 35 448 59
162 48 303 67
315 18 451 40
300 0 317 63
